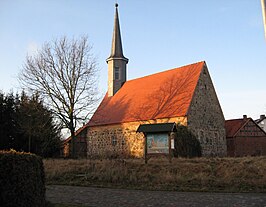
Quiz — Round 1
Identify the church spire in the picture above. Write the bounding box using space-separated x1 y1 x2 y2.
107 3 129 97
107 3 128 61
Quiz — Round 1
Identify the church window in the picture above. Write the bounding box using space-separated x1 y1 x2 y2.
112 136 117 146
115 67 120 80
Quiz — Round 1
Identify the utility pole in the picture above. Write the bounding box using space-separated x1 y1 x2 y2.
262 0 266 39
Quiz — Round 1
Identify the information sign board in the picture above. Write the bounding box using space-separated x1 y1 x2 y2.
147 133 169 154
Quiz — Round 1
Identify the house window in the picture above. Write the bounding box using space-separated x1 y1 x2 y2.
112 136 117 146
115 67 120 80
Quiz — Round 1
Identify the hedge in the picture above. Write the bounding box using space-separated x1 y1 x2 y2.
0 150 45 207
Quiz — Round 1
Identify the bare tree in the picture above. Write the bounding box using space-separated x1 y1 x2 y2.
19 36 99 158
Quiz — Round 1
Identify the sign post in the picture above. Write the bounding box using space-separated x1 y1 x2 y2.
137 123 177 164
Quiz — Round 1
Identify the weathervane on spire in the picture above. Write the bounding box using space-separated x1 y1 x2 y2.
115 0 118 8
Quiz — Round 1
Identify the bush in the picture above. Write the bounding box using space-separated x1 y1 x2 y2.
173 126 202 158
0 150 45 207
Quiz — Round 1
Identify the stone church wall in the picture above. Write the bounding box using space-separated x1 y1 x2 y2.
87 123 143 158
87 117 186 158
187 65 227 156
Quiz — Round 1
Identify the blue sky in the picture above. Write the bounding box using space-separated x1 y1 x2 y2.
0 0 265 120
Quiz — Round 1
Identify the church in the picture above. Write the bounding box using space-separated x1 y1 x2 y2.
70 4 227 158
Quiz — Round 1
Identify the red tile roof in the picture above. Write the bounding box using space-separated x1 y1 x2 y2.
63 124 88 144
225 118 250 138
89 61 205 126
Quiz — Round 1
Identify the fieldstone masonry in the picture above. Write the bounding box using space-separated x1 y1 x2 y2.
87 123 144 158
87 118 187 158
187 65 227 156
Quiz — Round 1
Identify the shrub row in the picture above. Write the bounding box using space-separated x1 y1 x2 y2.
0 150 45 207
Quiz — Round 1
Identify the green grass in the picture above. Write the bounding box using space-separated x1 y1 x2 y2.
44 157 266 193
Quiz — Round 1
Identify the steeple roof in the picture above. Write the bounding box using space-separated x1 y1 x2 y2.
107 4 128 62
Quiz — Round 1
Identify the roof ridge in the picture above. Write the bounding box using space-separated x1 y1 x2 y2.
125 61 205 84
225 118 251 121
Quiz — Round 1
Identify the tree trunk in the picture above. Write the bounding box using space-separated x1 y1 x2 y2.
70 119 76 158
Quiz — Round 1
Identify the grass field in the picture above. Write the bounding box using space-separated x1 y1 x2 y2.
44 156 266 192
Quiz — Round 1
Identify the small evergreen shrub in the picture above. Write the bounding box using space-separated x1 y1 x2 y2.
173 126 202 158
0 150 45 207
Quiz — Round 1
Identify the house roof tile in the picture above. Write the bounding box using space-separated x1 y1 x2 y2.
89 61 205 126
63 124 88 144
225 118 250 138
255 115 266 124
225 117 266 138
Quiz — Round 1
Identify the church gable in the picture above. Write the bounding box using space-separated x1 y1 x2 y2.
186 63 226 156
187 63 224 124
89 61 204 126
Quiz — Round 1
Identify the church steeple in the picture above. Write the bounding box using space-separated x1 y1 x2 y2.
107 3 128 97
107 3 128 61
